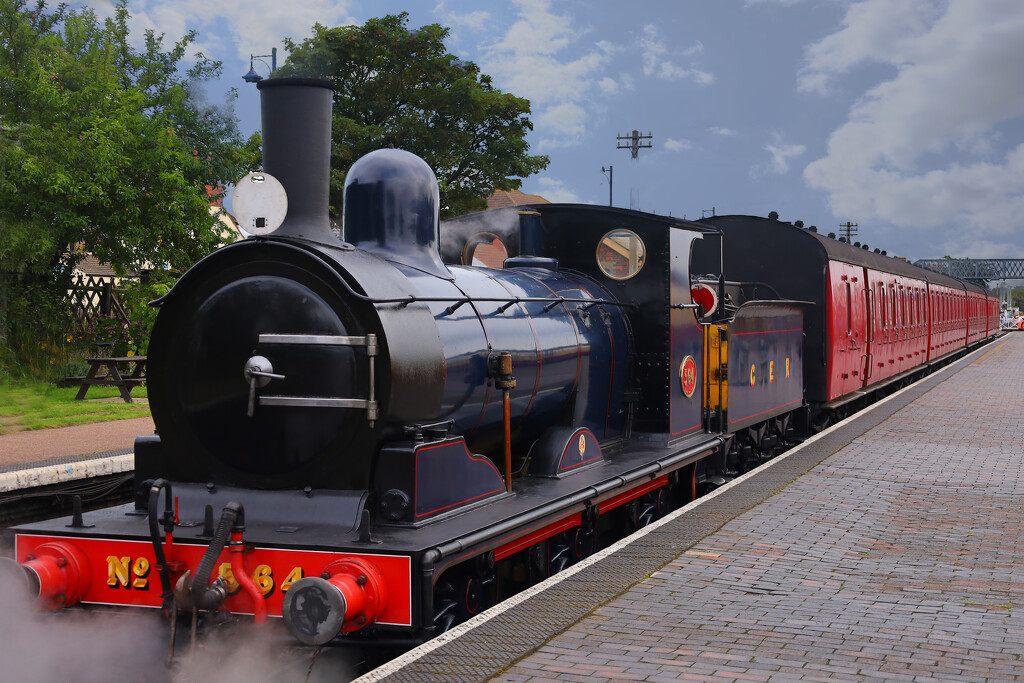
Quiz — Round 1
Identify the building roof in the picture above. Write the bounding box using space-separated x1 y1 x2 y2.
76 255 120 278
486 189 550 209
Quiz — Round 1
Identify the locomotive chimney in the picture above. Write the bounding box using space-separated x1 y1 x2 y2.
256 77 337 244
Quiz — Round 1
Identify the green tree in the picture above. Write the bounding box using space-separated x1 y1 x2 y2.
279 13 549 218
1012 287 1024 311
0 0 258 375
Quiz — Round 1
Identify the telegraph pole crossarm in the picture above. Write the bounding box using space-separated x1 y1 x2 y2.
616 130 653 160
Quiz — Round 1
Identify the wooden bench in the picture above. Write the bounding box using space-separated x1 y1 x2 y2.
62 356 147 403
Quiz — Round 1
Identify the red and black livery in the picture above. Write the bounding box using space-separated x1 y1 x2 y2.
693 215 999 414
3 79 999 654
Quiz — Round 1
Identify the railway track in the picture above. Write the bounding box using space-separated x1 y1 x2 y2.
0 468 134 531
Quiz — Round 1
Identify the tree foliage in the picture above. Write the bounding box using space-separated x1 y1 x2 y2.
0 0 258 375
0 0 257 277
279 13 549 218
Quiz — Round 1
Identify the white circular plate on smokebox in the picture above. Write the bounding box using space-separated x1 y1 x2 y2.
234 172 288 236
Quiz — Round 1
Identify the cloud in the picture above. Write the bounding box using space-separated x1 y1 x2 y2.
802 0 1024 257
709 126 737 137
797 0 943 95
639 25 714 84
665 138 693 152
434 2 490 31
478 0 614 148
535 102 589 145
532 177 581 203
598 77 619 95
682 41 705 57
89 0 356 65
762 134 806 174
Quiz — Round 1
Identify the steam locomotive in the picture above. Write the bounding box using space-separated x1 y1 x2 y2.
3 78 1000 653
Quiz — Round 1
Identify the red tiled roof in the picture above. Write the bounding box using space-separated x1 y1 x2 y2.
486 189 550 209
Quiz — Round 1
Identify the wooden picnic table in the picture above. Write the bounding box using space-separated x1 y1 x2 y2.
63 356 147 403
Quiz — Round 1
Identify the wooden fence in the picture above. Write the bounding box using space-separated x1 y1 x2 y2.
68 274 130 332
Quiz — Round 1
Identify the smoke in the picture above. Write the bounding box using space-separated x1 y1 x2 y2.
0 547 362 683
171 627 362 683
0 561 168 682
439 207 521 265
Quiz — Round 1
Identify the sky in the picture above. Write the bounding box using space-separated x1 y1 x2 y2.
82 0 1024 262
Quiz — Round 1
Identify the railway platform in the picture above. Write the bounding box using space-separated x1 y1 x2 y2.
362 333 1024 682
0 415 151 484
0 416 151 523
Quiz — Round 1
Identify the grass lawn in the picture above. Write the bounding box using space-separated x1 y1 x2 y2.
0 376 150 435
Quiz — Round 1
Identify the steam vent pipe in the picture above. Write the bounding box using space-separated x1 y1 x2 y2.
256 77 337 244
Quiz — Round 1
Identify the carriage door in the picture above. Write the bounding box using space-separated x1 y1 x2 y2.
863 271 874 382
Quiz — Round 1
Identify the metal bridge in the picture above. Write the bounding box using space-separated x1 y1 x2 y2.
913 259 1024 281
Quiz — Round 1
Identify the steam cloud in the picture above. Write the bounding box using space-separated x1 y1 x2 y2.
0 546 363 682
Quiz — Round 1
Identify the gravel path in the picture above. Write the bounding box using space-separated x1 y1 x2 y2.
0 416 155 467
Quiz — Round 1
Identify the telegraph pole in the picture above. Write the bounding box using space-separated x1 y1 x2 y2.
839 221 858 242
616 131 652 210
616 130 653 160
601 166 613 206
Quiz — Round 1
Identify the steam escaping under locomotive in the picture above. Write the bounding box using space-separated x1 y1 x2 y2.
2 78 1000 654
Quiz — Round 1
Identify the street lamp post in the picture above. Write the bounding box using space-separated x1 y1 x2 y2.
601 166 613 206
243 48 277 84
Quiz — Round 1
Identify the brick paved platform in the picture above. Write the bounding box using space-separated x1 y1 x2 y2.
362 334 1023 682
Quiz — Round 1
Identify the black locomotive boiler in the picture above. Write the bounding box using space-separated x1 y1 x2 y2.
2 77 999 653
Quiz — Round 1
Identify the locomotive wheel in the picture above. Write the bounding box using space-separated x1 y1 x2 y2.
433 575 477 634
548 527 592 575
433 563 496 634
633 488 671 530
528 543 549 583
433 580 459 634
549 533 572 574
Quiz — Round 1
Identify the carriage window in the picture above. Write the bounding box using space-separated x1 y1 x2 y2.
596 229 646 280
462 232 509 268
